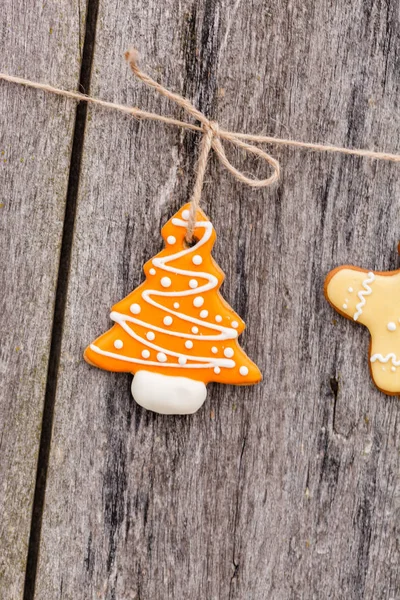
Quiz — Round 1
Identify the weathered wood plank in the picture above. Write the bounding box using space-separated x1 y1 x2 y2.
0 2 86 598
36 0 399 598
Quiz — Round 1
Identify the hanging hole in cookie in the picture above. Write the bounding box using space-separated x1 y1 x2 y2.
184 236 199 248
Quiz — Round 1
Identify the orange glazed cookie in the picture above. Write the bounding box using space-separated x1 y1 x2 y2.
325 265 400 395
84 203 262 414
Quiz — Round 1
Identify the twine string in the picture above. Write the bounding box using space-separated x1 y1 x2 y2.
125 50 280 240
0 49 399 240
187 122 216 240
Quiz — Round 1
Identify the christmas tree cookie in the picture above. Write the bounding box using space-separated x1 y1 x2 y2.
84 203 262 414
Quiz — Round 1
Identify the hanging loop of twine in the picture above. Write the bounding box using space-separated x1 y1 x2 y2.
185 122 217 241
125 50 280 241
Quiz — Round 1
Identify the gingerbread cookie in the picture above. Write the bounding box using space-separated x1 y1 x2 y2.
84 203 262 414
325 265 400 395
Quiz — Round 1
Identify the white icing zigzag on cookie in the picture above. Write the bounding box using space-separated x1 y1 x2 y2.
353 272 375 321
370 353 400 367
90 218 238 372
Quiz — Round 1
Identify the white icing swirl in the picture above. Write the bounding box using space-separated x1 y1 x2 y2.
91 218 239 371
370 353 400 367
353 272 375 321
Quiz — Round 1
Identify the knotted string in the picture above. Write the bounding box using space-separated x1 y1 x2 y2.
125 50 280 241
1 48 400 242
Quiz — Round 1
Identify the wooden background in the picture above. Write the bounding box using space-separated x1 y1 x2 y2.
1 0 399 598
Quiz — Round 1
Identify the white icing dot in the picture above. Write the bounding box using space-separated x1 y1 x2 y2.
149 268 156 275
214 366 221 374
182 209 190 220
192 326 199 334
164 316 173 326
231 321 239 329
200 310 208 318
343 304 348 310
174 302 180 309
193 296 204 307
142 349 150 359
189 279 198 289
211 347 218 354
178 356 187 365
185 340 193 349
239 366 249 376
387 322 397 332
192 255 203 265
215 315 222 323
161 276 172 288
130 303 141 314
167 235 176 245
157 352 167 363
224 348 234 358
391 366 396 372
348 287 353 293
114 339 123 349
146 331 155 341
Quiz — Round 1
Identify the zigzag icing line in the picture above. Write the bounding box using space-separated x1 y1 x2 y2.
353 272 375 321
91 218 238 371
370 353 400 367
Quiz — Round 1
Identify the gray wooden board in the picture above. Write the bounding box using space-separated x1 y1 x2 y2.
36 0 399 598
0 2 86 598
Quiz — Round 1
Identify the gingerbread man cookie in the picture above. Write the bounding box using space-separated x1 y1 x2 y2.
325 265 400 395
84 203 262 414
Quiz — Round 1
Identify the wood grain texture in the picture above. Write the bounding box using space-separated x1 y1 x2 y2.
0 2 86 598
34 0 400 598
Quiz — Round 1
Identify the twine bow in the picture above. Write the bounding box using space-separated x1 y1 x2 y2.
125 50 280 241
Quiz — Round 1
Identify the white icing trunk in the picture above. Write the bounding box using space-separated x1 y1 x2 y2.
131 370 207 414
